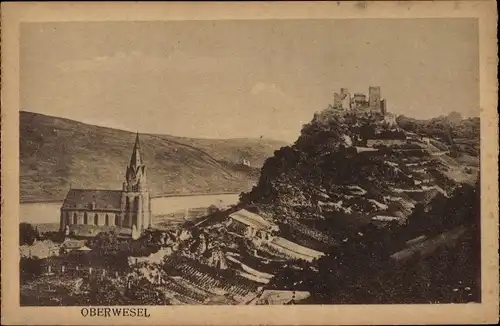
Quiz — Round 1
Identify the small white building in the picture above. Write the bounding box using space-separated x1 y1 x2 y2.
372 215 402 222
60 239 90 254
227 209 279 240
20 240 60 259
242 159 251 167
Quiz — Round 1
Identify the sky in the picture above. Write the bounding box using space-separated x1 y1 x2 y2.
20 19 479 143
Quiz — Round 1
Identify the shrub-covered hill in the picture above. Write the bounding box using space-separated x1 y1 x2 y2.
396 113 480 157
396 112 480 140
240 108 477 242
20 111 286 202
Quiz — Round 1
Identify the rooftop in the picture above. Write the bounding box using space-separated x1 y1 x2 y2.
62 189 123 211
61 239 87 249
229 209 277 231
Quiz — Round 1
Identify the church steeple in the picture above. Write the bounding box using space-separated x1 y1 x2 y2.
124 132 147 192
121 132 152 234
129 132 142 168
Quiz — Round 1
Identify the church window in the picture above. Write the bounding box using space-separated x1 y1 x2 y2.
66 212 71 225
73 212 77 224
125 197 130 210
94 214 98 225
84 212 88 224
105 214 109 226
115 214 120 226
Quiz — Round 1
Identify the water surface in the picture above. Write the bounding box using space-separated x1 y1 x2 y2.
20 193 240 224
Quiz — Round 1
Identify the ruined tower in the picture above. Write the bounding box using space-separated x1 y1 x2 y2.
340 88 352 110
369 86 381 111
333 92 341 108
380 99 387 115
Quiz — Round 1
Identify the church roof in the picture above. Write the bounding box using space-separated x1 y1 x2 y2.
62 189 123 211
229 209 277 230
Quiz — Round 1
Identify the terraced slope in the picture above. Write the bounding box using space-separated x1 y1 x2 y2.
239 108 479 246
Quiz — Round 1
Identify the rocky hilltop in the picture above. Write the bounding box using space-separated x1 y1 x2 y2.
239 108 479 248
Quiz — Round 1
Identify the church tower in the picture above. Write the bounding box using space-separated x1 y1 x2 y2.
121 133 152 236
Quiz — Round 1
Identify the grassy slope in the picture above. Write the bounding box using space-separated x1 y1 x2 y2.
20 111 286 202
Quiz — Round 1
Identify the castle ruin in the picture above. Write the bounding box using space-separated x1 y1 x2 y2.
333 86 387 115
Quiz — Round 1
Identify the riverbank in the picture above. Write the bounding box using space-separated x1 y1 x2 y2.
20 192 241 204
21 193 241 225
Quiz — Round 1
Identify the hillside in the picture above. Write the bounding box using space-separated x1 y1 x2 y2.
20 108 482 306
239 108 479 247
20 111 286 202
396 113 480 156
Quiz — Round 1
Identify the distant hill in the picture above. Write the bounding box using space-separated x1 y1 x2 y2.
20 111 287 202
396 114 480 142
396 114 480 157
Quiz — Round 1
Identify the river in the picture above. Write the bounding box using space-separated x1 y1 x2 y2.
20 193 240 225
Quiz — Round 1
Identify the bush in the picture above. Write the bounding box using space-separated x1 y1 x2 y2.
126 279 171 305
82 278 127 305
20 223 40 246
20 257 44 282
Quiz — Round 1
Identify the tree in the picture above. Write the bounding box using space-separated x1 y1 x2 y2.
438 182 479 230
20 257 44 282
447 111 463 125
407 203 428 235
87 231 131 270
81 278 126 305
127 278 171 305
20 223 39 246
90 231 120 254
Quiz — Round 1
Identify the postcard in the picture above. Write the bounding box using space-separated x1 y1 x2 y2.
1 1 498 325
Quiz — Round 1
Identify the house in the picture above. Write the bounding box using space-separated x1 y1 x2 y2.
367 139 407 147
371 215 407 227
355 146 379 153
59 133 152 239
372 215 402 222
20 240 60 259
267 236 325 262
226 209 279 240
60 239 91 254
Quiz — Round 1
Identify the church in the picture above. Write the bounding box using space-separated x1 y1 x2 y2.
59 133 152 239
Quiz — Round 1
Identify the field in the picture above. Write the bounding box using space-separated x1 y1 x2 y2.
162 256 261 304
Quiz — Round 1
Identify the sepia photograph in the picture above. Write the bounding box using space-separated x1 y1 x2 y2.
2 1 498 325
